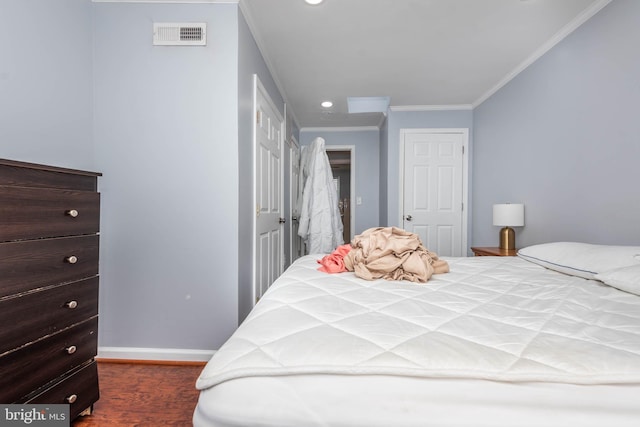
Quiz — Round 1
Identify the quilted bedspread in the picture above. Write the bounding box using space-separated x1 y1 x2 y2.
197 255 640 389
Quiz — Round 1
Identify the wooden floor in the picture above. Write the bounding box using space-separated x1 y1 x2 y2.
72 361 204 427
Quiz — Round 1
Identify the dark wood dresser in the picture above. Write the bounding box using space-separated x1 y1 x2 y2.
0 158 101 418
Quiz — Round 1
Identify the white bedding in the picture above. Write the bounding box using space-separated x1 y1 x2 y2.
194 255 640 426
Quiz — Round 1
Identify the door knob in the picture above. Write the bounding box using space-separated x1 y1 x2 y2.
405 215 413 221
279 217 286 224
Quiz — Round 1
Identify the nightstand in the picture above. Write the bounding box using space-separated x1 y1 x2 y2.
471 247 518 257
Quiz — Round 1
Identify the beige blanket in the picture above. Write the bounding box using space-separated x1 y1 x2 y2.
344 227 449 283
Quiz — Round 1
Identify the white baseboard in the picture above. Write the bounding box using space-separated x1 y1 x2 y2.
97 346 215 363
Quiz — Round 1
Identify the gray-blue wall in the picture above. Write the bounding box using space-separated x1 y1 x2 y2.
0 0 94 170
1 0 291 353
300 128 381 235
93 2 241 350
473 0 640 248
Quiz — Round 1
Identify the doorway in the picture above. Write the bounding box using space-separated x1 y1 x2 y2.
289 135 303 264
326 147 355 244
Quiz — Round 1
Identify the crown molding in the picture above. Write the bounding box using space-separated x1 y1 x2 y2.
390 104 473 112
301 126 380 133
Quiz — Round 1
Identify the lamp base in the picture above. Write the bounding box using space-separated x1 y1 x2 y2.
499 227 516 250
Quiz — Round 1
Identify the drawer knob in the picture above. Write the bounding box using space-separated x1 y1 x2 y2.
66 394 77 404
66 209 79 218
65 300 78 309
66 345 77 355
65 255 78 264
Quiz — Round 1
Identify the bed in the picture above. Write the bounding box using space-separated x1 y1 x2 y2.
194 242 640 427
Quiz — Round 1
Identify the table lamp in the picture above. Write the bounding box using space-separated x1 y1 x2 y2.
493 204 524 250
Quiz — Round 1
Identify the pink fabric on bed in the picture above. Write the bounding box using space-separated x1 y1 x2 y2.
317 244 353 273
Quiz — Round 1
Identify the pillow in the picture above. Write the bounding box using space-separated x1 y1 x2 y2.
595 264 640 296
517 242 640 280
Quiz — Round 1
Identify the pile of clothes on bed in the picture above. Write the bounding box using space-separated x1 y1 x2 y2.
317 226 449 283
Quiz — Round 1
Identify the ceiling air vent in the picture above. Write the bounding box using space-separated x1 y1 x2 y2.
153 23 207 46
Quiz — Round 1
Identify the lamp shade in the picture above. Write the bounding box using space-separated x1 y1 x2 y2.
493 204 524 227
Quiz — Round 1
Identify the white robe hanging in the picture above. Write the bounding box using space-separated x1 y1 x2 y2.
297 137 344 254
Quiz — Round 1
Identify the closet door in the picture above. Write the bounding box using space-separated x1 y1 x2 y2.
401 129 467 257
253 75 284 303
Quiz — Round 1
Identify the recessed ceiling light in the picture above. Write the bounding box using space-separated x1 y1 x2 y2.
321 101 333 108
305 0 324 5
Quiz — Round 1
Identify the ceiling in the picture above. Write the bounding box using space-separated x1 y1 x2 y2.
239 0 608 129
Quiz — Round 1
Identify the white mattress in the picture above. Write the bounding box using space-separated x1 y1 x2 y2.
194 255 640 426
194 375 640 427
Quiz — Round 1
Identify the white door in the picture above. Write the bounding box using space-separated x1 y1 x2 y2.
254 75 284 302
401 129 467 257
289 136 303 264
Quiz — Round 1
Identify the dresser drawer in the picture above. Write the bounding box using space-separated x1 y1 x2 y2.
26 361 100 420
0 185 99 241
0 277 98 355
0 160 98 191
0 235 99 298
0 317 98 403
